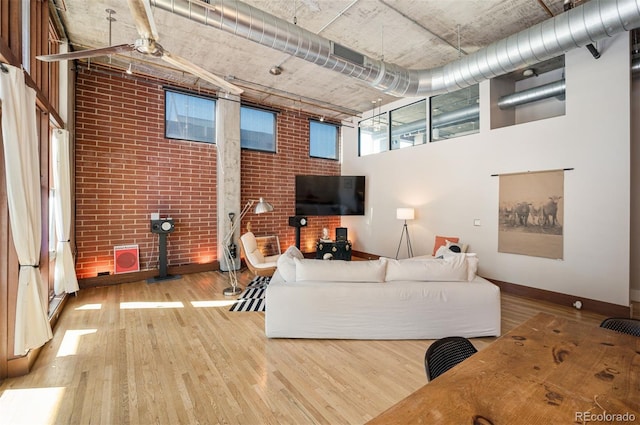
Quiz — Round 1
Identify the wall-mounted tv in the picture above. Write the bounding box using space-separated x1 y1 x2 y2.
295 175 365 216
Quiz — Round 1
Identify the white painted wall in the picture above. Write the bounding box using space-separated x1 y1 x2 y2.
341 34 631 307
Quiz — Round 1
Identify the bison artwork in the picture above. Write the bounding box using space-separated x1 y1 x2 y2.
515 202 531 227
498 170 564 259
542 196 562 227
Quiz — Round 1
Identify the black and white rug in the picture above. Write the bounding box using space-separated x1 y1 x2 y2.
229 276 270 312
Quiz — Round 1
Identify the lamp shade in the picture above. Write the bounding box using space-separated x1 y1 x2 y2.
254 197 274 214
396 208 415 220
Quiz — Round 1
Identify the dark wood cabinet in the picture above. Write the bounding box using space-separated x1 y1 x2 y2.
315 241 352 260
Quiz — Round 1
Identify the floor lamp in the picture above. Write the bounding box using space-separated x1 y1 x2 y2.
395 207 414 259
222 197 274 296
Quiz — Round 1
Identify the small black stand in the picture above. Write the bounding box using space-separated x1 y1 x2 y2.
288 216 308 249
147 218 181 283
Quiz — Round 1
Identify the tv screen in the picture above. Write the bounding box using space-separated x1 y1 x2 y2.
295 175 365 216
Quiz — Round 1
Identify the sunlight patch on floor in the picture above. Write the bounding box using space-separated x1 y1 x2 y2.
0 387 65 425
120 301 184 309
75 303 102 310
57 329 97 357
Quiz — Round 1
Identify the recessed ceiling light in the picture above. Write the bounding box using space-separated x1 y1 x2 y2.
269 65 282 75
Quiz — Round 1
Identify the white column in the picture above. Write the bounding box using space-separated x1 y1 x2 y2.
216 93 242 271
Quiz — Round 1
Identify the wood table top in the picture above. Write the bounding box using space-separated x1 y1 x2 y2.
367 312 640 425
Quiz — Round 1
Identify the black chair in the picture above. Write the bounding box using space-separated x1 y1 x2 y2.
424 336 478 381
599 317 640 337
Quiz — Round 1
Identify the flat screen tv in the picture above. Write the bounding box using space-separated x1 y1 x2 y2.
295 175 365 216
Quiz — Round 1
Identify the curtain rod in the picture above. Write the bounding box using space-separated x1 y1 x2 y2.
491 167 574 177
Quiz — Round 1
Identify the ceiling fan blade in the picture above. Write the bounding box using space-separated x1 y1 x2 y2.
161 52 243 95
128 0 159 40
36 44 134 62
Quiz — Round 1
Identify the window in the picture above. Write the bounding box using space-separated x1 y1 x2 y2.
165 90 216 143
241 106 276 152
390 100 427 150
358 112 389 156
310 120 339 160
431 85 479 141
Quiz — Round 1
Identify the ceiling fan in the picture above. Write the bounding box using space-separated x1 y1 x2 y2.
37 0 243 95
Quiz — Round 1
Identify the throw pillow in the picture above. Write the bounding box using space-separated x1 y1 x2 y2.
432 235 459 256
445 239 468 253
276 245 304 282
294 258 387 282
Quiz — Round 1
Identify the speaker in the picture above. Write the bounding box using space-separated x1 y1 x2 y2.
151 218 175 234
336 227 347 242
114 245 140 274
288 216 308 228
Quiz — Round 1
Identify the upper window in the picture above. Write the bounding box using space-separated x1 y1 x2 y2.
309 120 339 160
241 106 276 152
358 112 389 156
165 90 216 143
431 85 479 141
390 100 427 150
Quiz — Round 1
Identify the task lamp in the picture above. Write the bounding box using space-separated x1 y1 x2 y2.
222 197 274 296
395 207 415 259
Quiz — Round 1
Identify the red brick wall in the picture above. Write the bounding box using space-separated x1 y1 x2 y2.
75 66 341 279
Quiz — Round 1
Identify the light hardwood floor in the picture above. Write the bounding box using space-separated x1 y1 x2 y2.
0 270 632 425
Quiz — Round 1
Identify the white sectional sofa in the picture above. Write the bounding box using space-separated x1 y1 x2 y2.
265 248 501 340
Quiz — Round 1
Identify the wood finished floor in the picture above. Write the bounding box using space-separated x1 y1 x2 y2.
0 270 632 425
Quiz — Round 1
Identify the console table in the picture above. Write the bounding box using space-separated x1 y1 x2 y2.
367 312 640 424
315 240 352 260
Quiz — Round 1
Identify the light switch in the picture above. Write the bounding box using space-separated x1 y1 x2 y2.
473 219 481 226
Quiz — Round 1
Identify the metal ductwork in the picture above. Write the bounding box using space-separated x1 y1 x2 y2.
432 105 480 129
498 79 567 109
153 0 640 98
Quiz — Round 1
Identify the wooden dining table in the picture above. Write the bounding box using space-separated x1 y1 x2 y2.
367 312 640 425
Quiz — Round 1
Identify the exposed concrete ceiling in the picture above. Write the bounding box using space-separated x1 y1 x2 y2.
50 0 568 121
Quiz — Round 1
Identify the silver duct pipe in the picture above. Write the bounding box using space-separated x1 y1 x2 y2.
153 0 640 98
498 79 566 109
432 105 479 129
633 57 640 73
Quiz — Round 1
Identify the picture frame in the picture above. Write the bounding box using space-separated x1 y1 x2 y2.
255 235 281 257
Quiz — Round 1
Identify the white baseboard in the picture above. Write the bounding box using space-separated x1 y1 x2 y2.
631 289 640 303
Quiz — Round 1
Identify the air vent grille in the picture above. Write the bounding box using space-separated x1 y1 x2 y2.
331 42 365 66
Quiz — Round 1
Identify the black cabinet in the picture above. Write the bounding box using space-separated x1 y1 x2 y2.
315 241 352 261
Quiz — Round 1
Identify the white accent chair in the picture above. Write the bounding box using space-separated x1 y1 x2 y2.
239 232 280 277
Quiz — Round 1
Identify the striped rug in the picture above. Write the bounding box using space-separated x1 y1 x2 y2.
229 276 270 312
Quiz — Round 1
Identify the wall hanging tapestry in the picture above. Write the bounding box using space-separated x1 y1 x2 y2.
498 169 565 259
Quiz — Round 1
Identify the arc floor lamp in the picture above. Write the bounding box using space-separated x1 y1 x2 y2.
223 197 274 296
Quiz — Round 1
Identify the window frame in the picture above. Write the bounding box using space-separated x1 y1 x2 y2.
240 104 277 153
390 99 427 150
309 119 340 161
164 88 217 144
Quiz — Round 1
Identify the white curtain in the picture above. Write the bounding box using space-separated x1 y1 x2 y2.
0 65 53 355
52 129 78 295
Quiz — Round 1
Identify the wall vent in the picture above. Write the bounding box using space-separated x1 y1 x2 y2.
114 245 140 274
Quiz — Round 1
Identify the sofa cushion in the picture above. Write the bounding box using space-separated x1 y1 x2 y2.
276 245 305 282
385 255 468 282
294 258 387 283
